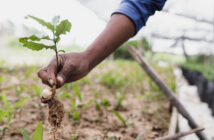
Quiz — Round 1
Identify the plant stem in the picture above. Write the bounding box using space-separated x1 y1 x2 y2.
52 31 59 73
55 48 59 72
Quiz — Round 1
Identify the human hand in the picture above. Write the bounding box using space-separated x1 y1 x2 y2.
37 52 90 88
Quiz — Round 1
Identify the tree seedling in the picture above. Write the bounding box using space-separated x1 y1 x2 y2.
19 15 72 140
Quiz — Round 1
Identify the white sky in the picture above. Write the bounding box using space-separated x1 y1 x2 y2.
0 0 106 46
0 0 213 55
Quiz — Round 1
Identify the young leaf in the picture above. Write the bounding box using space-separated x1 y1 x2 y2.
2 92 11 110
13 96 29 109
113 110 126 126
19 35 50 43
102 98 109 109
32 122 43 140
19 35 41 43
0 110 7 123
73 84 82 101
32 84 41 97
22 42 55 51
95 103 101 111
81 99 93 111
28 15 54 31
52 16 60 27
22 127 30 140
71 98 76 112
58 50 66 53
55 19 71 37
72 111 80 121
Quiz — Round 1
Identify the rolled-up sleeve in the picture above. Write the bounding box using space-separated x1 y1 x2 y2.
112 0 167 34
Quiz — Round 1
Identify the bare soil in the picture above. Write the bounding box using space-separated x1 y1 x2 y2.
0 61 173 140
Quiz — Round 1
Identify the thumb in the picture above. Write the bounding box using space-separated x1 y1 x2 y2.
47 60 57 86
56 65 72 88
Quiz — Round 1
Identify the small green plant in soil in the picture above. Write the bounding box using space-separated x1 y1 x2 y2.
19 122 43 140
115 91 126 110
102 98 110 109
93 90 102 112
0 92 29 139
113 110 126 127
73 83 83 102
92 90 110 120
98 71 126 89
19 15 71 140
68 98 93 122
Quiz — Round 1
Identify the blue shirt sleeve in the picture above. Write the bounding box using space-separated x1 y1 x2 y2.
112 0 167 34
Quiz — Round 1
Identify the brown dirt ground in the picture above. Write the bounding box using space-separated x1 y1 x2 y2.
0 61 173 140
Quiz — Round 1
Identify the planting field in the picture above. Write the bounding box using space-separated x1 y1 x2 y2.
0 60 176 140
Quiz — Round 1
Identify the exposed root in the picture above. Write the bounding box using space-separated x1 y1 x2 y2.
41 85 65 140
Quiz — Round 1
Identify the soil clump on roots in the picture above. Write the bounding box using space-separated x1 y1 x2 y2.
41 85 65 140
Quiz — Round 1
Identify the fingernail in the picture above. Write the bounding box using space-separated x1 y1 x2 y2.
49 79 54 86
57 76 64 84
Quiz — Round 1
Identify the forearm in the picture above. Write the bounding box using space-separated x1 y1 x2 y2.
85 14 135 70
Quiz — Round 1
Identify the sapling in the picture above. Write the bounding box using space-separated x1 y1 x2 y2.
19 15 71 140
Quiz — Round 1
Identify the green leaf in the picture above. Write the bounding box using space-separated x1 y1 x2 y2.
28 15 54 31
22 127 30 140
52 16 60 27
95 103 101 111
19 35 51 44
0 110 7 123
22 42 55 51
2 93 11 110
19 35 54 51
19 35 50 42
13 96 29 109
6 112 11 125
32 84 41 97
55 19 71 37
72 111 80 121
32 122 43 140
73 84 82 101
40 36 51 40
58 50 66 53
19 35 41 43
113 110 126 126
81 99 93 111
71 99 76 112
102 98 109 109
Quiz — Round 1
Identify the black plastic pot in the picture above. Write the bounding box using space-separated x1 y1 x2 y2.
205 82 214 108
180 66 214 116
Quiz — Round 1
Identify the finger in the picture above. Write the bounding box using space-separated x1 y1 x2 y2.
56 63 74 88
37 67 48 81
56 76 65 88
42 80 51 87
37 67 52 87
56 72 87 88
47 59 57 86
